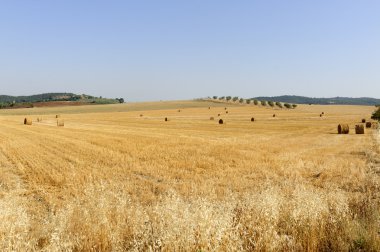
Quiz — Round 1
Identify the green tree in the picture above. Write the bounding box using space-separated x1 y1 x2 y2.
268 101 274 107
284 103 292 109
246 99 251 104
276 102 283 108
226 96 232 101
232 96 239 102
292 104 297 108
253 100 259 105
239 98 244 103
213 96 218 99
261 100 267 106
372 107 380 121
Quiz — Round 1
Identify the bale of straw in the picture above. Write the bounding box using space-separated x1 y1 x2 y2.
225 107 227 110
178 109 181 112
320 114 322 117
355 124 364 134
219 119 223 124
57 119 64 127
210 117 214 120
165 117 168 121
218 113 220 116
362 119 366 123
208 107 211 109
56 115 60 118
273 114 276 117
140 114 143 117
24 118 32 125
338 124 349 134
322 112 324 115
366 122 372 128
226 111 228 114
251 117 255 122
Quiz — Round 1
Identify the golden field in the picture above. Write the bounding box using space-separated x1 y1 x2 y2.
0 100 379 251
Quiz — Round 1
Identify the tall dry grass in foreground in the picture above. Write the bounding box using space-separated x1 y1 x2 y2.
0 102 379 251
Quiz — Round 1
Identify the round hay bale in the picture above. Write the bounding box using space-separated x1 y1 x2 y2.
338 124 349 134
57 119 64 127
320 114 322 117
218 113 220 116
225 107 227 110
273 114 276 117
56 115 60 118
226 111 228 114
251 117 255 122
355 124 364 134
165 117 168 122
178 109 181 112
24 118 32 125
322 112 324 115
210 117 214 120
208 107 211 109
219 119 223 124
366 122 372 128
362 119 366 123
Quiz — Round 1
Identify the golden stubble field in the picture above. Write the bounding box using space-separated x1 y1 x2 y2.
0 100 379 251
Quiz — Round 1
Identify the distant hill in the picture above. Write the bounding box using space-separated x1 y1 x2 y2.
252 95 380 106
0 93 124 109
0 93 77 103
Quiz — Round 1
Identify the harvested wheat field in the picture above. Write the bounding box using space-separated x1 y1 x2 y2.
0 101 379 251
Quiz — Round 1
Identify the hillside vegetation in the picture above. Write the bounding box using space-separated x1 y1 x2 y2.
253 95 380 105
0 93 123 109
372 106 380 121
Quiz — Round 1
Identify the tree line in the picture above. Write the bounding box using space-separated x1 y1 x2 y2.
211 96 297 109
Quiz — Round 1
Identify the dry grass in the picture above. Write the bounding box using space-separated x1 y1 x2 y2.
0 101 379 251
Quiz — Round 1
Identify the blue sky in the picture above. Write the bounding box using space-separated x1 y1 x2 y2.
0 1 379 101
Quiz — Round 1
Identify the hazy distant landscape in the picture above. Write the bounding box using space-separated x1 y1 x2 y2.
1 93 379 110
253 95 380 106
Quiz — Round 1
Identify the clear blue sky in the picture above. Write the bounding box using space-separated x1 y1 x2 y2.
0 1 379 101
